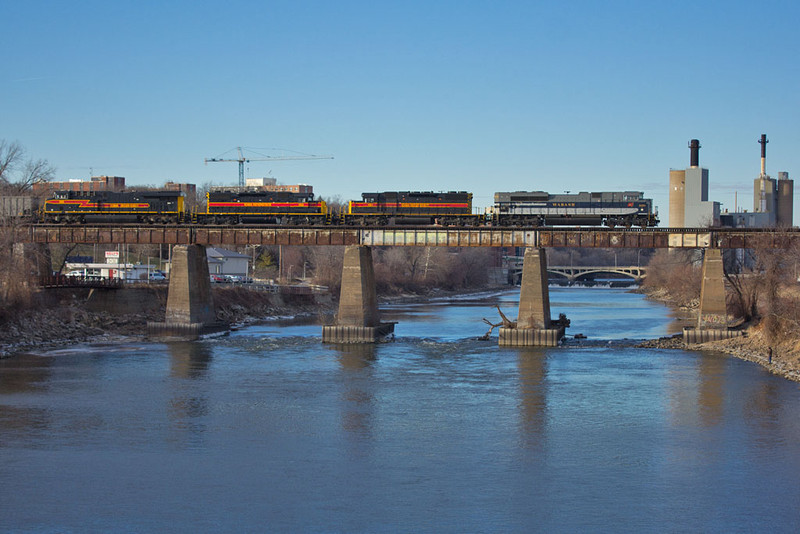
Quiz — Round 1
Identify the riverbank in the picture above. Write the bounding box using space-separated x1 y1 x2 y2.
0 286 335 359
637 286 800 383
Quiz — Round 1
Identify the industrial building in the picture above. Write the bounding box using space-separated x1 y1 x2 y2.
720 134 794 228
669 140 720 227
670 135 794 228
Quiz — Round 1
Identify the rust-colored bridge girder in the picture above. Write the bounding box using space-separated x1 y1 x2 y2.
14 225 800 249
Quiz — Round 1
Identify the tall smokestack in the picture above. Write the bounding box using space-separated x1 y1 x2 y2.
759 134 768 176
689 139 700 168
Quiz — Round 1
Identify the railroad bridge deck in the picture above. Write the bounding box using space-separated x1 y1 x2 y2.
14 224 800 249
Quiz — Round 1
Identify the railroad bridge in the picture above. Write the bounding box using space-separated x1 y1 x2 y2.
11 224 800 249
13 224 800 346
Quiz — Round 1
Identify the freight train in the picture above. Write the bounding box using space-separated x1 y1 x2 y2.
2 188 659 227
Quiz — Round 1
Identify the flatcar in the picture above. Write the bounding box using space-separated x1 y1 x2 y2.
202 190 328 225
487 191 658 227
344 191 479 225
43 190 185 224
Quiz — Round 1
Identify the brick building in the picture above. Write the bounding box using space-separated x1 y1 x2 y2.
33 175 126 194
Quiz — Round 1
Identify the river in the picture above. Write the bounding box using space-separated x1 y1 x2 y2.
1 287 799 532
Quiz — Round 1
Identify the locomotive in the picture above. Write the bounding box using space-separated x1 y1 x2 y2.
43 190 185 224
487 191 658 227
202 190 329 225
343 191 479 226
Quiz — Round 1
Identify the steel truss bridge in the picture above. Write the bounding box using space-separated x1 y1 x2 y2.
10 224 800 249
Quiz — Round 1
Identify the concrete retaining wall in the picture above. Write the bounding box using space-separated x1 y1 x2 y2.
683 328 743 344
499 327 564 347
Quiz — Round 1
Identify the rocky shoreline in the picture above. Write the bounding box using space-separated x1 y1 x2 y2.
0 286 335 359
636 287 800 383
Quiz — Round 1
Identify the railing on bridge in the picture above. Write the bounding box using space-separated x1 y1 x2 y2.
13 224 800 249
39 274 124 289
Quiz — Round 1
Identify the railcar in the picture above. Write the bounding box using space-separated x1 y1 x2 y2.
487 191 658 227
43 190 184 224
202 190 329 225
344 191 479 226
0 195 40 220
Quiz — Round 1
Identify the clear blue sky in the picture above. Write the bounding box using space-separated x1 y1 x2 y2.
3 1 799 223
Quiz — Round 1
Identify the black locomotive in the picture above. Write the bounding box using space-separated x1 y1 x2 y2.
487 191 658 227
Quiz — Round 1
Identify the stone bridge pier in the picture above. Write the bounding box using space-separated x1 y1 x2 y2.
683 248 742 343
147 244 228 340
322 245 395 343
13 243 52 279
499 247 566 347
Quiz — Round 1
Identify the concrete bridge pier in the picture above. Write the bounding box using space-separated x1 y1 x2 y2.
147 244 228 340
499 247 565 347
683 248 742 343
13 243 52 280
323 245 395 343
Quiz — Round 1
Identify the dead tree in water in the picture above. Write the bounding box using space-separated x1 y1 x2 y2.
479 305 517 340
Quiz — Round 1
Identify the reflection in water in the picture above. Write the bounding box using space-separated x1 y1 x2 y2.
668 352 727 428
0 352 53 394
697 354 726 427
0 353 54 440
516 349 548 450
168 341 213 379
334 344 376 444
167 342 213 447
746 381 783 449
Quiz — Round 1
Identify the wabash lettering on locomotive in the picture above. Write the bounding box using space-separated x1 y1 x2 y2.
487 191 658 227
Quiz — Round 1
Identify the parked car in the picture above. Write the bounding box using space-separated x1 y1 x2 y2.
149 271 167 281
224 275 242 283
210 274 225 283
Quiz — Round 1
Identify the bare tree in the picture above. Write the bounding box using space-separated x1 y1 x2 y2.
641 249 702 307
0 141 56 317
306 246 344 293
724 249 761 322
0 140 55 193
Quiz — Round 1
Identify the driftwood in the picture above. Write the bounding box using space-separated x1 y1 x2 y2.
479 305 517 340
478 307 570 340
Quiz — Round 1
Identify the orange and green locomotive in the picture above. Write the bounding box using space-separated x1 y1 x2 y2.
343 191 479 225
201 190 329 224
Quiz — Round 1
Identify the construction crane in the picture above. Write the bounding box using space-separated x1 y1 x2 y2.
204 146 333 188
